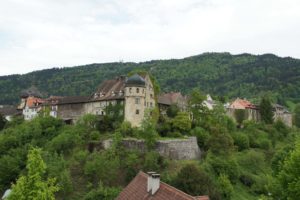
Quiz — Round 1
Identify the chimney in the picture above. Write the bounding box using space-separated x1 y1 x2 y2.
151 173 160 195
147 172 155 192
147 172 160 195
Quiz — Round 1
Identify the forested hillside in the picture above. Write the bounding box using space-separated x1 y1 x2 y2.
1 52 300 106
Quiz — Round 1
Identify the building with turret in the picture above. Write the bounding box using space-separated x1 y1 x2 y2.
48 73 156 127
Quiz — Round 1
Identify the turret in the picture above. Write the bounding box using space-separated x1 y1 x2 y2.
124 74 146 127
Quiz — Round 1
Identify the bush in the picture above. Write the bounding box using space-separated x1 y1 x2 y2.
217 173 233 199
258 139 271 150
173 163 221 200
274 120 289 137
84 182 121 200
207 155 240 183
172 112 192 134
166 131 182 138
119 121 133 137
143 151 161 172
207 127 234 155
84 152 120 186
232 133 250 151
166 104 180 118
90 131 101 141
190 127 210 148
47 129 81 153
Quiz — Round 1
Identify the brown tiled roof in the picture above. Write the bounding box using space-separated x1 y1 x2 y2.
42 96 64 106
57 96 90 105
117 171 209 200
91 76 126 101
0 106 21 116
158 92 186 105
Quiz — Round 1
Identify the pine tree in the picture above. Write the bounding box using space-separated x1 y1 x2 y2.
260 97 274 124
7 148 59 200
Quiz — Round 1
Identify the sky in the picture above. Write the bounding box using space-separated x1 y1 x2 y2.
0 0 300 76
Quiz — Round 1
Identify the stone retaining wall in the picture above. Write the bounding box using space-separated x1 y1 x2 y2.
102 136 201 160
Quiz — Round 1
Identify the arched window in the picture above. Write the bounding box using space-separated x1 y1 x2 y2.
136 88 139 93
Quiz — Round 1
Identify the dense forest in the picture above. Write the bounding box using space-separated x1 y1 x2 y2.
1 52 300 109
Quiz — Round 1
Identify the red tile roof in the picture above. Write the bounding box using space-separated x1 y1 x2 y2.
229 98 257 109
26 97 45 108
117 172 209 200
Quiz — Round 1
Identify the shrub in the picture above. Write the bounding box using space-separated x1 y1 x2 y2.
84 182 121 200
166 131 182 138
90 131 101 141
217 173 233 199
173 163 221 200
166 104 180 118
119 121 133 137
207 155 240 183
47 131 81 154
190 127 210 148
207 127 234 155
172 112 192 134
84 152 120 186
258 139 271 150
232 133 250 151
143 151 161 172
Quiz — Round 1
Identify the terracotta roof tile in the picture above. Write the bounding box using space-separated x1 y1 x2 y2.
26 97 45 108
229 98 257 109
117 172 209 200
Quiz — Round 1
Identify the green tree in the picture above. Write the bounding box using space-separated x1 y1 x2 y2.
294 104 300 128
188 89 208 126
173 164 221 200
139 111 158 150
260 97 274 124
84 182 121 200
276 139 300 200
217 173 233 200
166 104 179 118
172 112 191 134
7 148 59 200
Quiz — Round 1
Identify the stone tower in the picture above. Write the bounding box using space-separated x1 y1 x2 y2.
124 74 147 127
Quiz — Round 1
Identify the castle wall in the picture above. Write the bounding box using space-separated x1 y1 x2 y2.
274 112 293 127
226 108 260 122
57 103 86 123
102 137 201 160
